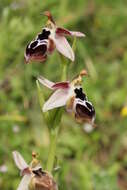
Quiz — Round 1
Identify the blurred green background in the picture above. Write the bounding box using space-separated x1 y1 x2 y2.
0 0 127 189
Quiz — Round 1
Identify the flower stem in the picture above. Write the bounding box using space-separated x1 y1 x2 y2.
46 128 58 172
61 63 67 81
46 58 67 173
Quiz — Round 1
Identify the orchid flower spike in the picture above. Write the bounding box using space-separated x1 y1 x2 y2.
38 70 95 126
24 11 85 63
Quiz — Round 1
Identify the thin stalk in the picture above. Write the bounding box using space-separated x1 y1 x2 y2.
36 80 50 127
61 63 67 81
46 128 59 172
46 58 67 172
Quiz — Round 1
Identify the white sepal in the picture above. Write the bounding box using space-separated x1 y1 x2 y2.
54 35 75 61
43 89 69 112
12 151 28 171
69 31 85 37
38 76 55 89
17 175 31 190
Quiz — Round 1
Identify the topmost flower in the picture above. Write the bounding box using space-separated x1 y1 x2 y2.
24 11 85 63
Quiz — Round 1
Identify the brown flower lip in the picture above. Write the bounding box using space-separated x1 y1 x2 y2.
24 53 47 64
24 41 48 64
32 168 58 190
75 102 95 123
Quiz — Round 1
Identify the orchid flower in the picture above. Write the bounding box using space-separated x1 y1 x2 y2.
24 11 85 63
12 151 58 190
12 151 41 190
38 70 95 125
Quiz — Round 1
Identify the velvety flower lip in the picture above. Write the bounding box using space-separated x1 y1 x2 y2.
24 11 85 63
30 168 58 190
12 151 41 190
24 38 49 64
38 70 95 125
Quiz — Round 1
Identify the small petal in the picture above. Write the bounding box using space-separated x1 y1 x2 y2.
48 38 56 53
17 175 31 190
53 35 75 61
38 76 70 90
66 96 75 113
12 151 28 171
56 27 85 37
43 89 69 112
52 81 70 89
69 31 85 37
38 76 55 89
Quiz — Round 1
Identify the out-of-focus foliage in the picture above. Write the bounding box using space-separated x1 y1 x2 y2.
0 0 127 189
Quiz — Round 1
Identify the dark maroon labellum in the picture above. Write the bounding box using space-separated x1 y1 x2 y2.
24 28 51 63
32 168 58 190
76 101 95 121
74 88 87 101
37 29 51 40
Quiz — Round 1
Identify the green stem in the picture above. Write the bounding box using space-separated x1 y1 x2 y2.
46 128 58 172
46 58 67 172
36 80 50 127
61 63 67 81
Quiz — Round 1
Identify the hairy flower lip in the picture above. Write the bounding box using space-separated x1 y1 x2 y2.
24 54 47 64
24 40 48 64
31 169 58 190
